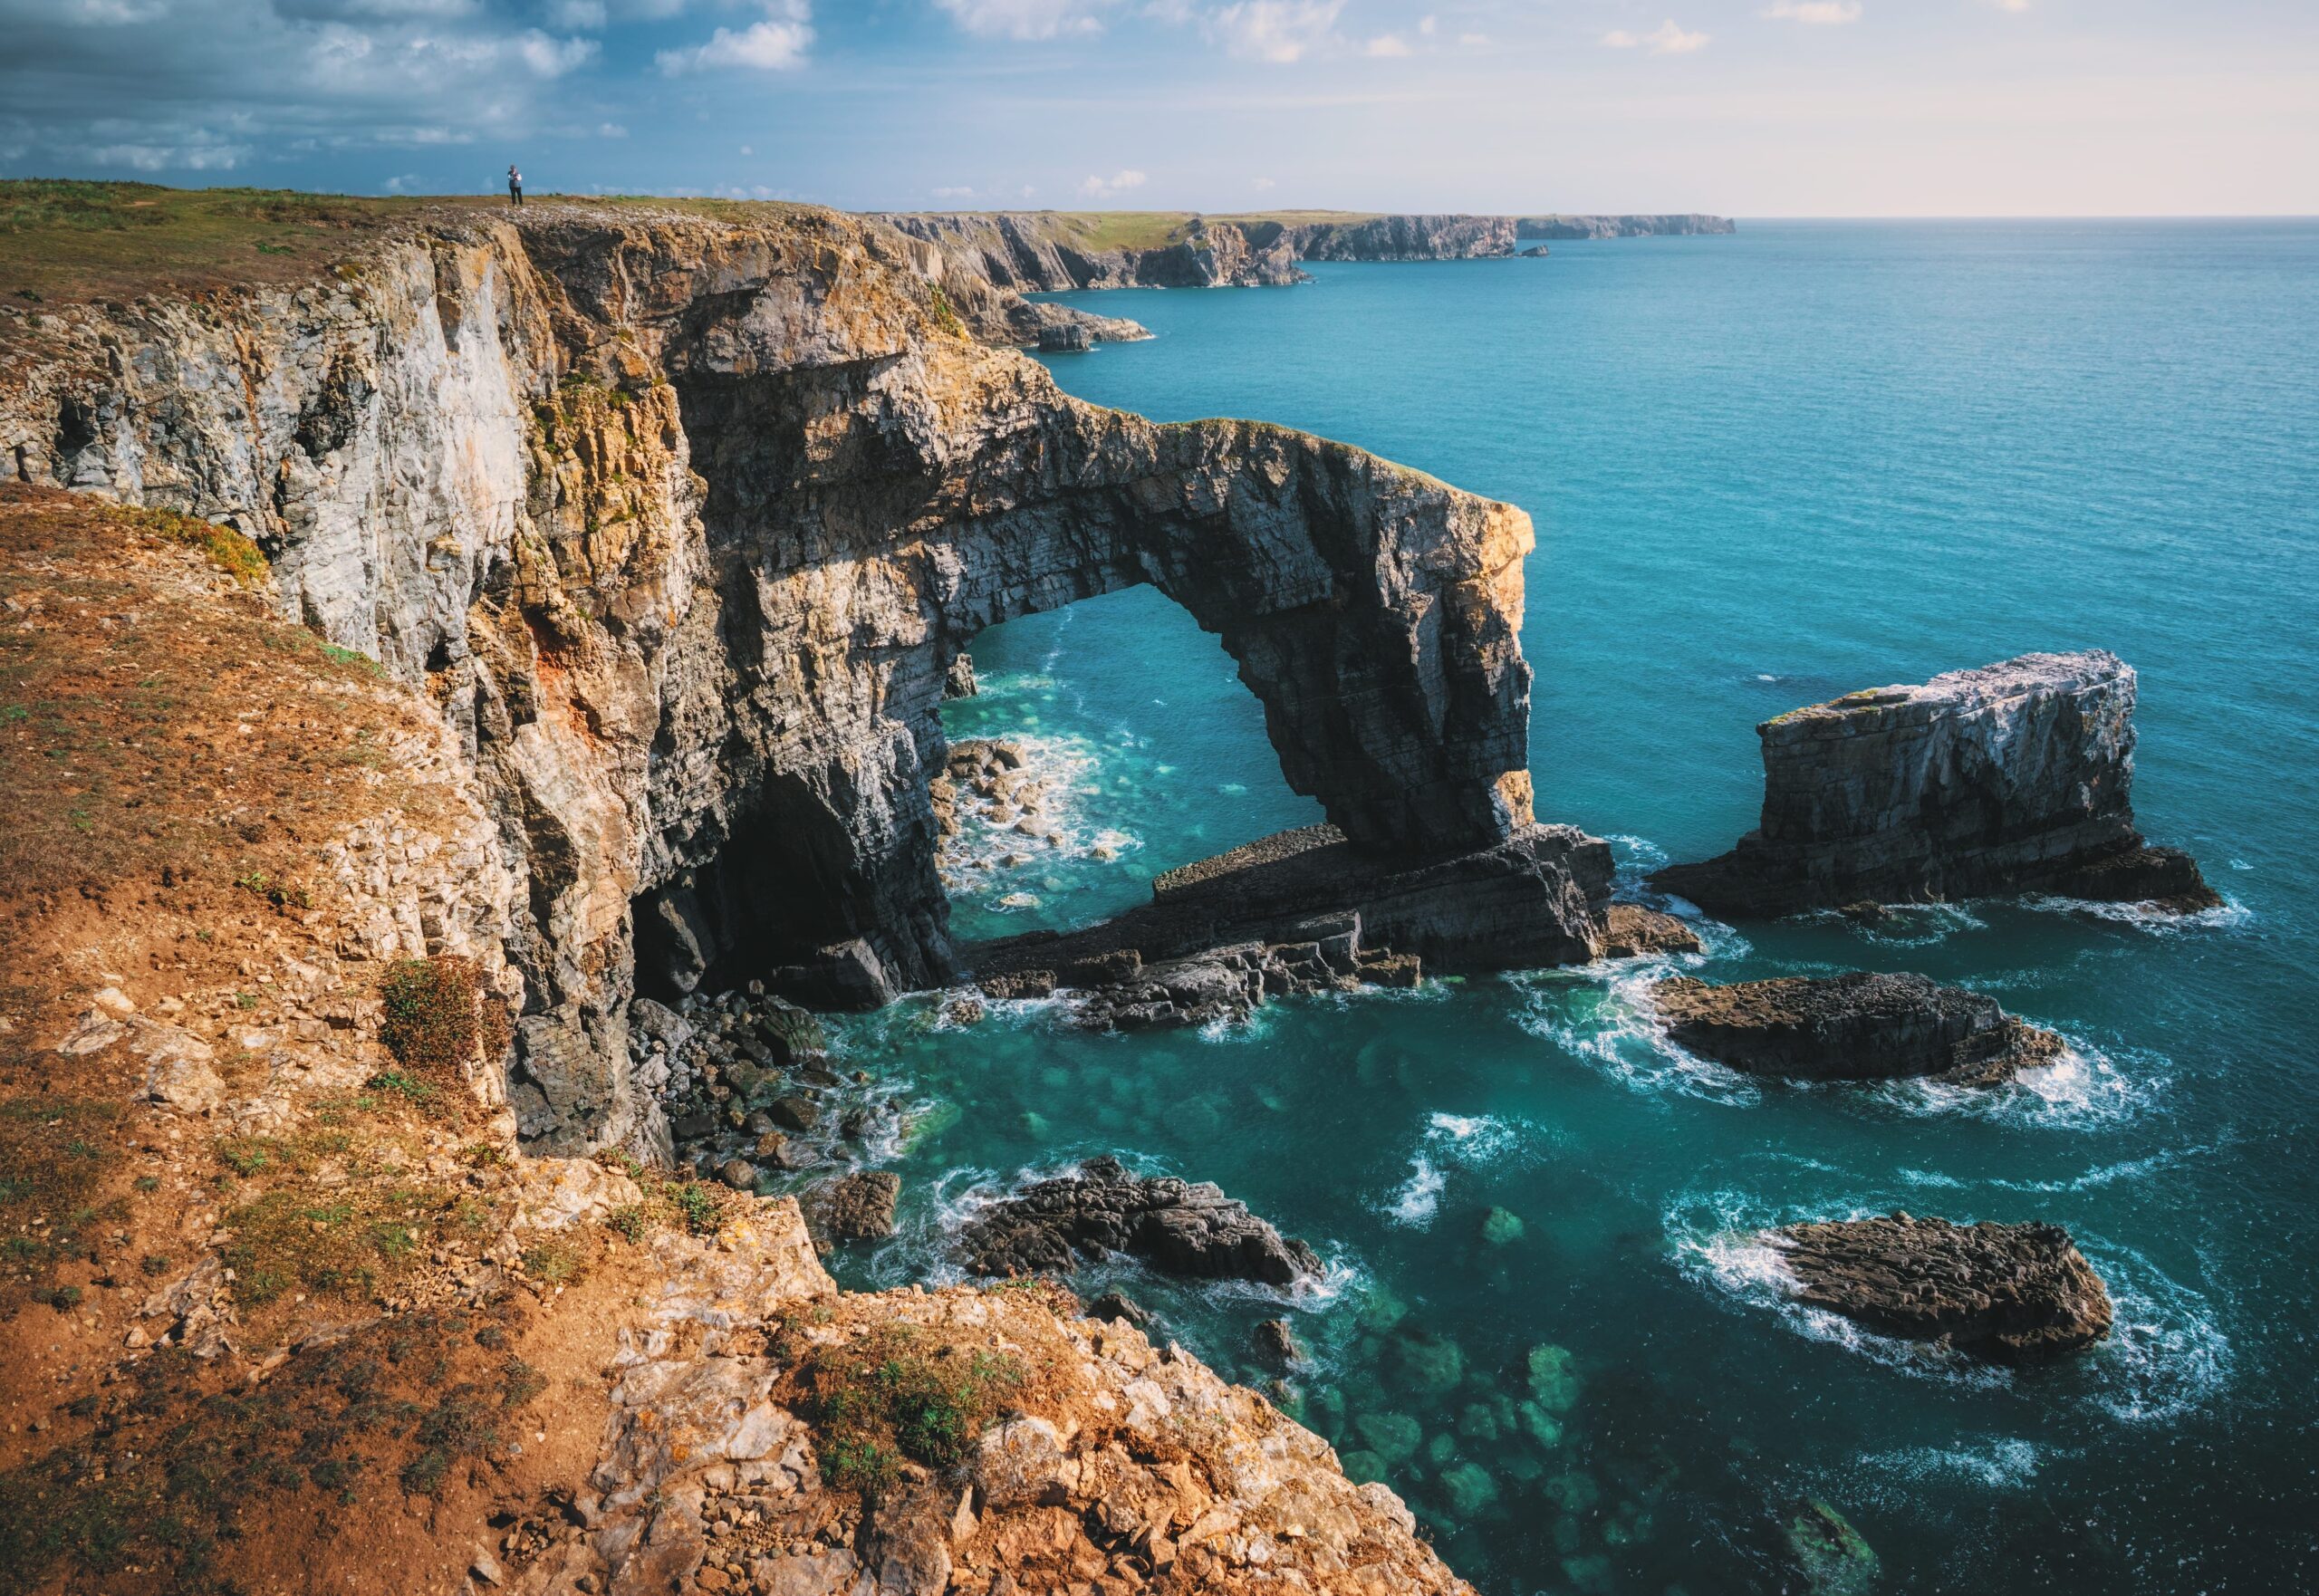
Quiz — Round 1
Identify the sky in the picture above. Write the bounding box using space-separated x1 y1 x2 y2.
3 1 2315 216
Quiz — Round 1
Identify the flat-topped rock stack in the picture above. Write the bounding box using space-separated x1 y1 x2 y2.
1770 1215 2114 1362
1651 972 2066 1087
1654 651 2218 917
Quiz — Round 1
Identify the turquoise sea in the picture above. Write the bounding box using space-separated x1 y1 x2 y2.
824 223 2319 1593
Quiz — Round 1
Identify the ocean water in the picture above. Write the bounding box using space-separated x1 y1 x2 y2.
822 223 2319 1592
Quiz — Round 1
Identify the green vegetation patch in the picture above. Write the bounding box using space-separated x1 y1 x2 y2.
0 1305 543 1591
788 1322 1025 1497
377 956 512 1111
0 1096 126 1313
117 505 269 588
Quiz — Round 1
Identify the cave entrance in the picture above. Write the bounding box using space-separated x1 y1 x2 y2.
936 584 1326 947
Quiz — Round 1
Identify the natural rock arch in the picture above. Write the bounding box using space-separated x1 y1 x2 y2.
632 341 1539 1005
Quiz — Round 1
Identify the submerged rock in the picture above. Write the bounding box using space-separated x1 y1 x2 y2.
957 1155 1323 1285
1650 972 2065 1086
1783 1500 1879 1596
1653 651 2218 917
1770 1214 2113 1361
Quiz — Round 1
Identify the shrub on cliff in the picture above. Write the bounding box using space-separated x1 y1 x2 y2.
791 1322 1024 1497
377 957 510 1106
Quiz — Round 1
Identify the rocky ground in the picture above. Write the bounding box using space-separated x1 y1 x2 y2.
1768 1215 2114 1362
1650 972 2066 1086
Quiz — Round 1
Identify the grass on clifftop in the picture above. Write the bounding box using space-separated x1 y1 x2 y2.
0 181 834 303
0 180 431 303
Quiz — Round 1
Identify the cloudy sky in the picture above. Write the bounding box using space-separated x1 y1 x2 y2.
4 0 2314 216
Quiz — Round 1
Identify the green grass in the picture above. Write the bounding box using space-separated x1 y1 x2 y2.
791 1323 1025 1497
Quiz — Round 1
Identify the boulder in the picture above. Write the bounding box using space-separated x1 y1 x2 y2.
1650 972 2065 1086
1600 903 1702 958
957 1155 1322 1286
1770 1214 2113 1361
1653 652 2218 916
801 1170 901 1249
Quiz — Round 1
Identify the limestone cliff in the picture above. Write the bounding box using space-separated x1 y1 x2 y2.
0 198 1541 1161
882 209 1737 298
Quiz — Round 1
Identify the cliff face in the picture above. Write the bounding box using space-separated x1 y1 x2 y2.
0 201 1538 1161
881 212 1305 290
1512 214 1737 239
1279 214 1516 261
881 209 1737 299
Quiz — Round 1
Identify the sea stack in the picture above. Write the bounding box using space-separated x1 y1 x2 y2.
1769 1215 2114 1362
1652 651 2218 917
1650 972 2065 1086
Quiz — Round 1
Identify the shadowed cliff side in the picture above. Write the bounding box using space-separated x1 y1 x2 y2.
0 199 1538 1158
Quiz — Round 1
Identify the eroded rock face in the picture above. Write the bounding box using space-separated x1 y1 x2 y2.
2 201 1538 1150
1653 652 2218 917
1770 1215 2113 1361
959 1155 1323 1286
1651 972 2065 1086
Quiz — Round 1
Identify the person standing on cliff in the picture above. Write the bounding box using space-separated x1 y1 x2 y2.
507 164 524 207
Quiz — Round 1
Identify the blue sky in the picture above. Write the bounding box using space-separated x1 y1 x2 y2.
3 1 2314 216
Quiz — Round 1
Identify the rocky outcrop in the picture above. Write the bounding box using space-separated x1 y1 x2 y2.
1602 903 1703 958
971 821 1617 1027
959 1156 1323 1286
1769 1215 2113 1361
1512 214 1737 239
1653 652 2218 917
1651 972 2064 1086
802 1169 901 1249
2 199 1539 1152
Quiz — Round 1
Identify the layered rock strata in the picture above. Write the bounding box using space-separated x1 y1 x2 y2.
971 822 1620 1028
960 1155 1323 1286
882 210 1738 297
2 199 1539 1152
1769 1215 2114 1361
1650 972 2065 1086
1652 651 2218 917
1512 214 1737 240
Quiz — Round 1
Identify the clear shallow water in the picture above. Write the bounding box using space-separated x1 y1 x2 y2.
821 224 2319 1592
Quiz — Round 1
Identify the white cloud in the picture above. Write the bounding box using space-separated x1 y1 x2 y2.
1418 14 1435 35
90 139 250 170
1765 1 1861 22
738 143 754 154
932 184 977 198
1251 175 1275 190
934 0 1114 38
515 30 597 75
63 0 170 22
657 5 813 74
1990 0 2029 9
1457 31 1487 45
1205 0 1343 63
1602 20 1708 54
1363 33 1408 57
546 0 606 27
1078 168 1148 197
382 171 421 191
